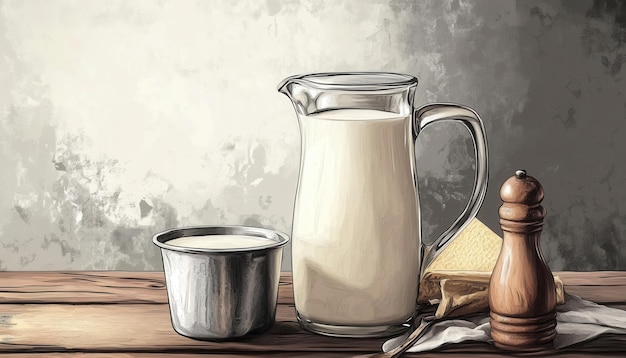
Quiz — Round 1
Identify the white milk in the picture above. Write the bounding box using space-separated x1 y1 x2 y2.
167 235 272 249
292 109 421 326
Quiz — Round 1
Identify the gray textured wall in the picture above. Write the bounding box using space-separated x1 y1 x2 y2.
0 0 624 271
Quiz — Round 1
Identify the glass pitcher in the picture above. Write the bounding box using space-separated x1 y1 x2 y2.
278 72 488 338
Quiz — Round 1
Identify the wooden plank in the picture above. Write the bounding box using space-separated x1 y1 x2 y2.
0 353 352 358
0 272 166 304
557 271 626 286
2 353 625 358
0 272 294 305
0 303 383 353
1 302 625 355
0 271 624 306
563 286 626 304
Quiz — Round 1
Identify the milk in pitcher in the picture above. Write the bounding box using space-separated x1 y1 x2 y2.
292 109 421 326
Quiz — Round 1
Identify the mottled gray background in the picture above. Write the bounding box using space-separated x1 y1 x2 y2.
0 0 624 271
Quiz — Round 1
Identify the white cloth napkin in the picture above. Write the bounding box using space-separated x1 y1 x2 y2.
383 293 626 353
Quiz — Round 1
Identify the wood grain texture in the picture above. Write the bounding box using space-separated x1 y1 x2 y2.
0 303 383 353
2 353 624 358
1 271 624 303
0 271 625 356
0 301 624 355
0 271 167 304
0 354 354 358
0 271 294 305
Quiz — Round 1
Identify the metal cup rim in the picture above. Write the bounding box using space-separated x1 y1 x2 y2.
152 225 290 254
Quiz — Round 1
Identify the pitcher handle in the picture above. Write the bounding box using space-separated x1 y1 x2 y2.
414 103 489 277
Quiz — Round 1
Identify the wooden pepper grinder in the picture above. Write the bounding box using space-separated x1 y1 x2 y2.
489 170 557 351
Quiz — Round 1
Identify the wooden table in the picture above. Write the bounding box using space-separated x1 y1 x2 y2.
0 271 624 357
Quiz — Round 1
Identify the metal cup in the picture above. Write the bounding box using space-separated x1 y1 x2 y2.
153 225 289 340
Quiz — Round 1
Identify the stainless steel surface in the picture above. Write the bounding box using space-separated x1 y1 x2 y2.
153 225 289 340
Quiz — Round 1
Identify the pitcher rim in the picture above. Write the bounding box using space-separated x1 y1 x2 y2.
278 72 418 91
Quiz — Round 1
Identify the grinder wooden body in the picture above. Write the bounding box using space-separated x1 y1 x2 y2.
489 170 557 351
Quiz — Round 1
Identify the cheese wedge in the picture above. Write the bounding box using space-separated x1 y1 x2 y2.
424 218 502 273
418 218 501 302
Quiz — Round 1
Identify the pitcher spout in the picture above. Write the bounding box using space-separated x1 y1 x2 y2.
277 74 301 99
277 74 316 116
